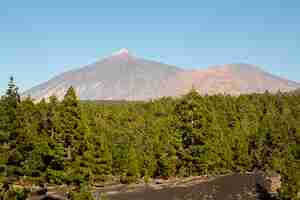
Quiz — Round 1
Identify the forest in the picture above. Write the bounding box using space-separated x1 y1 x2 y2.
0 77 299 199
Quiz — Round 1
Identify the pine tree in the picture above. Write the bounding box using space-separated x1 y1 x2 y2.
5 76 20 108
13 97 43 177
59 87 87 160
0 76 20 140
0 77 21 178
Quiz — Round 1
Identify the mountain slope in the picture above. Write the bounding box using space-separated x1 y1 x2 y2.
169 64 300 95
24 49 300 101
25 49 183 100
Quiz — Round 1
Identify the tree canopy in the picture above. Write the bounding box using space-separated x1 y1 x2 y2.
0 77 299 199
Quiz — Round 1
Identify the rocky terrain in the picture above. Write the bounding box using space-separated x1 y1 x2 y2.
26 173 278 200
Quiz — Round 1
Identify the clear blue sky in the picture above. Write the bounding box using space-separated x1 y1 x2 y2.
0 0 299 93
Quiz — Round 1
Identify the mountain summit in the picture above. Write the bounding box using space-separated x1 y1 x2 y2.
24 51 300 101
113 48 130 56
110 48 132 59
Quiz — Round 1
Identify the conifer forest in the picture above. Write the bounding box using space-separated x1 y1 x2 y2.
0 77 299 199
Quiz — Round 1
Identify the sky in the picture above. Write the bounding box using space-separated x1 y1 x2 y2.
0 0 299 93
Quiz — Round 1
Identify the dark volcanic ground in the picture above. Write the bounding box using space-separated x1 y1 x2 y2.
101 174 275 200
27 174 276 200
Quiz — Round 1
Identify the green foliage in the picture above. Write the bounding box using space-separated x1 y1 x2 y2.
0 77 20 139
279 160 300 200
0 183 29 200
59 86 87 160
45 168 67 185
0 77 299 199
70 183 95 200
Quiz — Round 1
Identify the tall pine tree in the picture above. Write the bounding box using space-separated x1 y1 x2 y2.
0 76 20 140
59 87 87 160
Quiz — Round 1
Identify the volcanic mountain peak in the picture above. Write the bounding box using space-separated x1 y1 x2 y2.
116 48 130 55
24 50 300 101
109 48 133 60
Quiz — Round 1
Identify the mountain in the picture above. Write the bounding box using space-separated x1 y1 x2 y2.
24 49 300 101
169 63 300 96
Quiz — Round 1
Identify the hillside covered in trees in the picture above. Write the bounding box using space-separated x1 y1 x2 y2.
0 77 299 199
